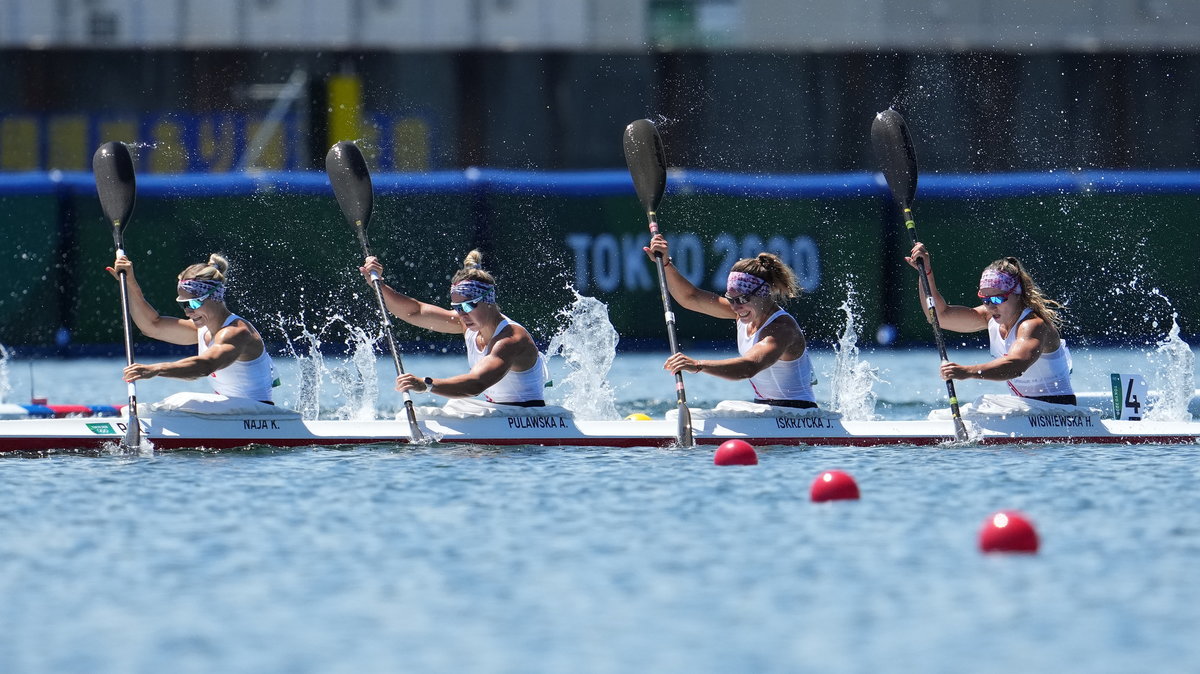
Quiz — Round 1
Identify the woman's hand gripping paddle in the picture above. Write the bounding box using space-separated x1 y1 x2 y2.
623 119 694 447
93 141 142 451
871 108 969 442
325 141 424 442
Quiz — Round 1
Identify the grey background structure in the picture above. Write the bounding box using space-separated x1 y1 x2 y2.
0 0 1197 173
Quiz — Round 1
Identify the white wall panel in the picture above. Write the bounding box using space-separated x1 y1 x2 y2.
480 0 589 49
127 0 185 46
358 0 473 48
740 0 885 49
2 0 1200 50
591 0 647 49
180 0 240 46
1092 0 1200 48
242 0 352 46
42 0 184 47
1 0 59 46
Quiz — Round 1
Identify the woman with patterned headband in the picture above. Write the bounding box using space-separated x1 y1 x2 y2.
107 253 278 403
643 234 818 408
359 249 548 406
906 242 1075 404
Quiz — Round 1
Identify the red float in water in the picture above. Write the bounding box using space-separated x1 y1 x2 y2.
713 440 758 465
810 470 860 502
979 511 1039 553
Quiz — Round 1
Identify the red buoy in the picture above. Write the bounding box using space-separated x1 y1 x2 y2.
979 511 1039 554
810 470 860 502
713 439 758 465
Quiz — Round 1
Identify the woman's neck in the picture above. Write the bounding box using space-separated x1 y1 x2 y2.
470 311 505 341
998 304 1027 330
747 303 780 331
206 305 233 328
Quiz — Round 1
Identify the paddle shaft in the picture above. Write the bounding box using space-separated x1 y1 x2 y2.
646 214 694 445
899 205 968 440
357 234 423 441
648 220 683 357
113 237 141 448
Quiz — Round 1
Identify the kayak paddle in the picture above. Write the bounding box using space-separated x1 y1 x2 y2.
623 119 694 447
93 141 142 450
871 107 969 442
325 141 424 442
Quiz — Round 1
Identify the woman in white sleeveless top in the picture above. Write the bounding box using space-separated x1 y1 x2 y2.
643 234 817 408
906 243 1075 405
108 253 276 403
360 250 547 406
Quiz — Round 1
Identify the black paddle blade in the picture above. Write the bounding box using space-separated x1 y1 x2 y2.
871 108 918 207
92 141 136 233
623 119 667 215
325 141 374 232
123 416 140 450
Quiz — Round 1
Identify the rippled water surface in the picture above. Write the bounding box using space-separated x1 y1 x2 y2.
2 350 1198 673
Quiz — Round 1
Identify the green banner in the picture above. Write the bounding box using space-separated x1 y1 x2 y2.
1 186 1196 350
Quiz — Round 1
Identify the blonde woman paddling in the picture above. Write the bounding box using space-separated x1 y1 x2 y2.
359 250 548 406
644 234 817 408
108 253 277 403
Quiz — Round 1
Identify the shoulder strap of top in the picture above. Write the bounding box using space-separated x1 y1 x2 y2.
491 318 513 340
1003 308 1035 347
762 308 789 329
475 318 513 355
754 308 794 336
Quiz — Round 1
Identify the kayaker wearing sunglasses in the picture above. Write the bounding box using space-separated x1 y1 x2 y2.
359 250 548 406
906 242 1075 404
107 253 277 403
643 234 817 409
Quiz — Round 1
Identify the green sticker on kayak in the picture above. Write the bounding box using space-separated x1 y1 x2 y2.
86 422 117 435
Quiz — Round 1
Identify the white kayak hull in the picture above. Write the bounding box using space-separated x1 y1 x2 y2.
1 409 1198 451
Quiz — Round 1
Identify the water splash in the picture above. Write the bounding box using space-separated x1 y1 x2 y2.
1097 272 1177 344
1146 315 1195 422
827 291 882 421
275 313 325 420
546 288 620 420
273 312 380 420
0 342 10 403
328 325 379 421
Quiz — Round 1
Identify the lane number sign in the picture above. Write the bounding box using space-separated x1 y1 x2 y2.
1111 373 1148 421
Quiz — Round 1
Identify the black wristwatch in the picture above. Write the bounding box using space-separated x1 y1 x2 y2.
423 376 435 392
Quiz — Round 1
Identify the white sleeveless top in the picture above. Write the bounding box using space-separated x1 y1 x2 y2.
464 318 548 403
198 314 277 402
736 309 816 403
988 308 1074 398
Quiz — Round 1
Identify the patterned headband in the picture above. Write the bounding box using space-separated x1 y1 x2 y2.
450 280 496 304
727 271 770 297
178 279 226 302
979 269 1022 294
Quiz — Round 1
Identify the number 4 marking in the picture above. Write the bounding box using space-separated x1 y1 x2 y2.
1125 378 1142 420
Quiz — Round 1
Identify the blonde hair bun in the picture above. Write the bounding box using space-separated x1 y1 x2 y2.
208 253 229 275
462 249 484 270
